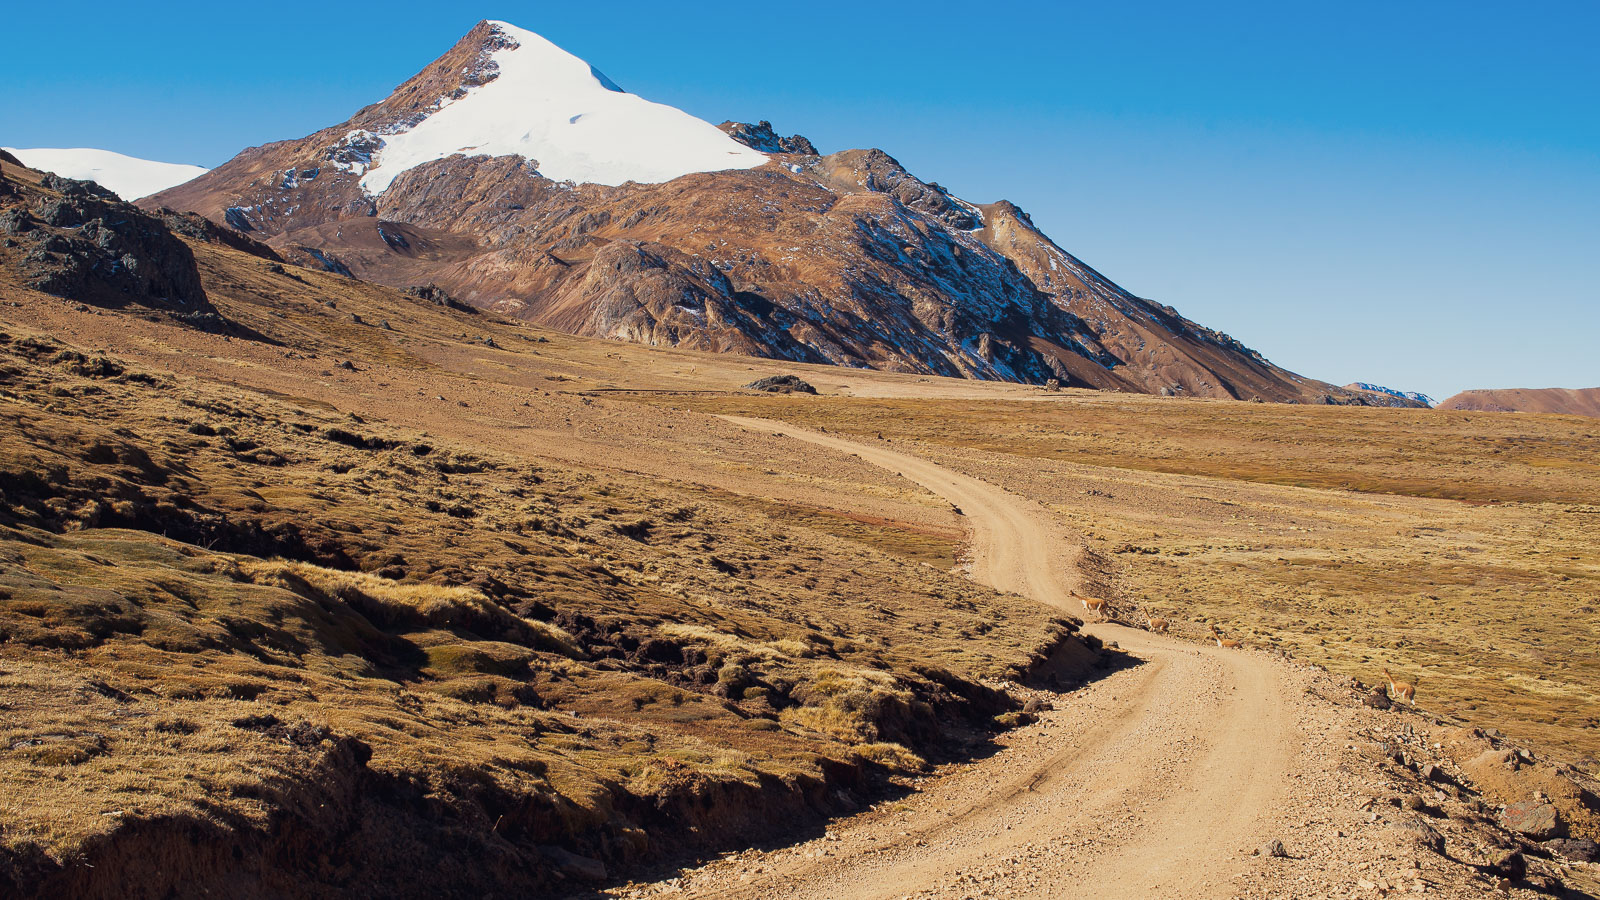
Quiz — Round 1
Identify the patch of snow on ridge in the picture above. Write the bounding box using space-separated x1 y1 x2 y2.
3 147 208 200
1349 383 1436 407
358 21 768 193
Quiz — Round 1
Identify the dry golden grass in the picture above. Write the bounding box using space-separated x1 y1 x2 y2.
694 489 961 569
18 200 1590 889
0 324 1074 892
641 393 1600 505
638 392 1600 762
240 559 583 657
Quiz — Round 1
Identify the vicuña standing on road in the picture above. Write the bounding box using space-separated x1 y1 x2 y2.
1072 590 1109 621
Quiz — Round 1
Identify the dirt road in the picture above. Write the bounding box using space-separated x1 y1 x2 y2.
686 417 1300 898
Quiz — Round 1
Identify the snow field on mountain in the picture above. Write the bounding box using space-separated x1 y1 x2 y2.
358 21 768 193
3 147 208 200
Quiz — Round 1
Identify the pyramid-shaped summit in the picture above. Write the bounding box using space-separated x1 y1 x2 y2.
353 21 768 191
142 19 1400 406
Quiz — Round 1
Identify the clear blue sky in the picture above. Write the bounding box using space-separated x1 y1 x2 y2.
6 1 1597 399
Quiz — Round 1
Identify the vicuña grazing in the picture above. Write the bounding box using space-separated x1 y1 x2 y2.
1208 624 1242 649
1071 590 1109 621
1382 668 1417 704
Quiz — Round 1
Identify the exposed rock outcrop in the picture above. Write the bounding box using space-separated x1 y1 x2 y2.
746 374 817 394
719 120 818 156
6 174 207 313
0 159 276 337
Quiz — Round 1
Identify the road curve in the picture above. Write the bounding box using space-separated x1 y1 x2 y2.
693 416 1301 899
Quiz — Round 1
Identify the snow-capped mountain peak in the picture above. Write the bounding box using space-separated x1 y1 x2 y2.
140 19 1398 407
2 147 207 200
1346 383 1436 407
356 21 769 193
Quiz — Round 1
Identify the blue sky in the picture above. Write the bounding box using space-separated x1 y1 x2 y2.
5 1 1596 399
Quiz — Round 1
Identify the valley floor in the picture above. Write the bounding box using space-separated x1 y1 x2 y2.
606 422 1595 899
1 220 1596 897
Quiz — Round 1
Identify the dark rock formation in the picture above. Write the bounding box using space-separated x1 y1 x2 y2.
405 284 475 313
719 120 818 155
746 374 817 394
18 191 208 312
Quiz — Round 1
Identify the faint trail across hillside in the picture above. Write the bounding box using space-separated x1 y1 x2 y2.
674 416 1303 899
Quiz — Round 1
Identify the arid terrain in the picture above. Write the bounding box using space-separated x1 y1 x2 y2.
1 158 1597 897
1438 388 1600 419
645 393 1600 761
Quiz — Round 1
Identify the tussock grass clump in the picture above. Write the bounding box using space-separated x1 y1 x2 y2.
782 666 929 746
852 741 927 772
240 560 581 657
653 624 939 769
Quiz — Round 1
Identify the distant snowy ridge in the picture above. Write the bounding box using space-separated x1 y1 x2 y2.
356 20 769 193
1346 383 1436 407
3 147 208 200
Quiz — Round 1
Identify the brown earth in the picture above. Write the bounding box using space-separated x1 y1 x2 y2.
0 161 1098 897
2 156 1597 897
1438 388 1600 418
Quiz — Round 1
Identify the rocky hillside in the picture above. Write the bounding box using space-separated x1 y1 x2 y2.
144 20 1380 405
1437 387 1600 418
0 154 1103 897
0 154 270 333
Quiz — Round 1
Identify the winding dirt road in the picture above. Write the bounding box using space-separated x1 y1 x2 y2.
691 417 1302 899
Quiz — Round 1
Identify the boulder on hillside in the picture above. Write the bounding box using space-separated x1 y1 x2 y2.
1386 819 1446 856
1501 798 1564 840
406 283 475 313
745 375 816 395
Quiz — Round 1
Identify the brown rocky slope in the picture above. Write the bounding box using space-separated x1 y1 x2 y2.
144 20 1395 406
1437 387 1600 418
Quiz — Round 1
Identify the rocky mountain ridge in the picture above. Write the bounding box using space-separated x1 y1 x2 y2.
1345 383 1437 408
144 19 1387 404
